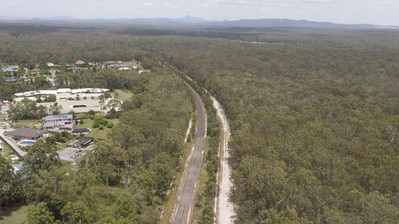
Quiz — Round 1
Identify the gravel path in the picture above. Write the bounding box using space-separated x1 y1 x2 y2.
211 96 235 224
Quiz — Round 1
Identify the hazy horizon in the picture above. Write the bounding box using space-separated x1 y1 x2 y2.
0 0 398 26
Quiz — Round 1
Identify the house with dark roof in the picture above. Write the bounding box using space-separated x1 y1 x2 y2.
77 138 94 148
72 128 91 135
8 128 45 140
43 114 73 129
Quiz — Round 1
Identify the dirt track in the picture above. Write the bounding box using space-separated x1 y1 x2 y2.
172 83 207 224
212 96 235 224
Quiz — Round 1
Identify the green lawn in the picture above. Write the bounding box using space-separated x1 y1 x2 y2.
114 89 133 101
74 118 120 140
0 204 30 224
11 120 42 129
124 60 142 69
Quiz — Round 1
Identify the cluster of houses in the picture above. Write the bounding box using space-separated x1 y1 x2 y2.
0 112 93 169
8 113 91 141
13 87 112 114
1 88 109 154
1 60 143 83
0 59 140 167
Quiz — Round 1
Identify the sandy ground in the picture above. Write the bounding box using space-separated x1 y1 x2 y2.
58 147 80 162
184 118 193 143
211 96 235 224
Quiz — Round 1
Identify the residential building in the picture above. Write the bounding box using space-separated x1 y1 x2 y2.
77 138 93 148
72 128 91 135
43 114 73 129
8 128 45 140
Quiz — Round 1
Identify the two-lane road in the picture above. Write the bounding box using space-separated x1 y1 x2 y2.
172 83 207 224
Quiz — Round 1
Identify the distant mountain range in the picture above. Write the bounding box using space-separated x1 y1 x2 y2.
0 16 397 30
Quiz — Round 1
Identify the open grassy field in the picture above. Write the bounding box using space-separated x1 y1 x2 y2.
11 120 42 129
114 89 133 101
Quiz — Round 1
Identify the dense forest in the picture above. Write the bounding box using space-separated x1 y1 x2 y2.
145 31 399 223
1 23 399 223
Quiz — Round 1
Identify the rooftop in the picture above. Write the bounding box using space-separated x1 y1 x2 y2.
8 128 45 139
43 114 73 122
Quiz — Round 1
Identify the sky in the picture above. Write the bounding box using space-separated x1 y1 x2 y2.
0 0 398 26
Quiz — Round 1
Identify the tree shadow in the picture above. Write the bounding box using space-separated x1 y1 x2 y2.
0 202 26 220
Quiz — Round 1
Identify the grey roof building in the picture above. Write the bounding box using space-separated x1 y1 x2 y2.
43 114 73 129
72 128 91 135
8 128 45 139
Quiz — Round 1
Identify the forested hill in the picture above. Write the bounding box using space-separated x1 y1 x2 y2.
1 17 397 45
0 17 395 31
1 18 397 50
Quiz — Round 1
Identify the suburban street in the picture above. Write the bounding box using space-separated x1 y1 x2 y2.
172 83 207 224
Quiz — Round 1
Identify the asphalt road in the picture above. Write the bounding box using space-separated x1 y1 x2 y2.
172 83 207 224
